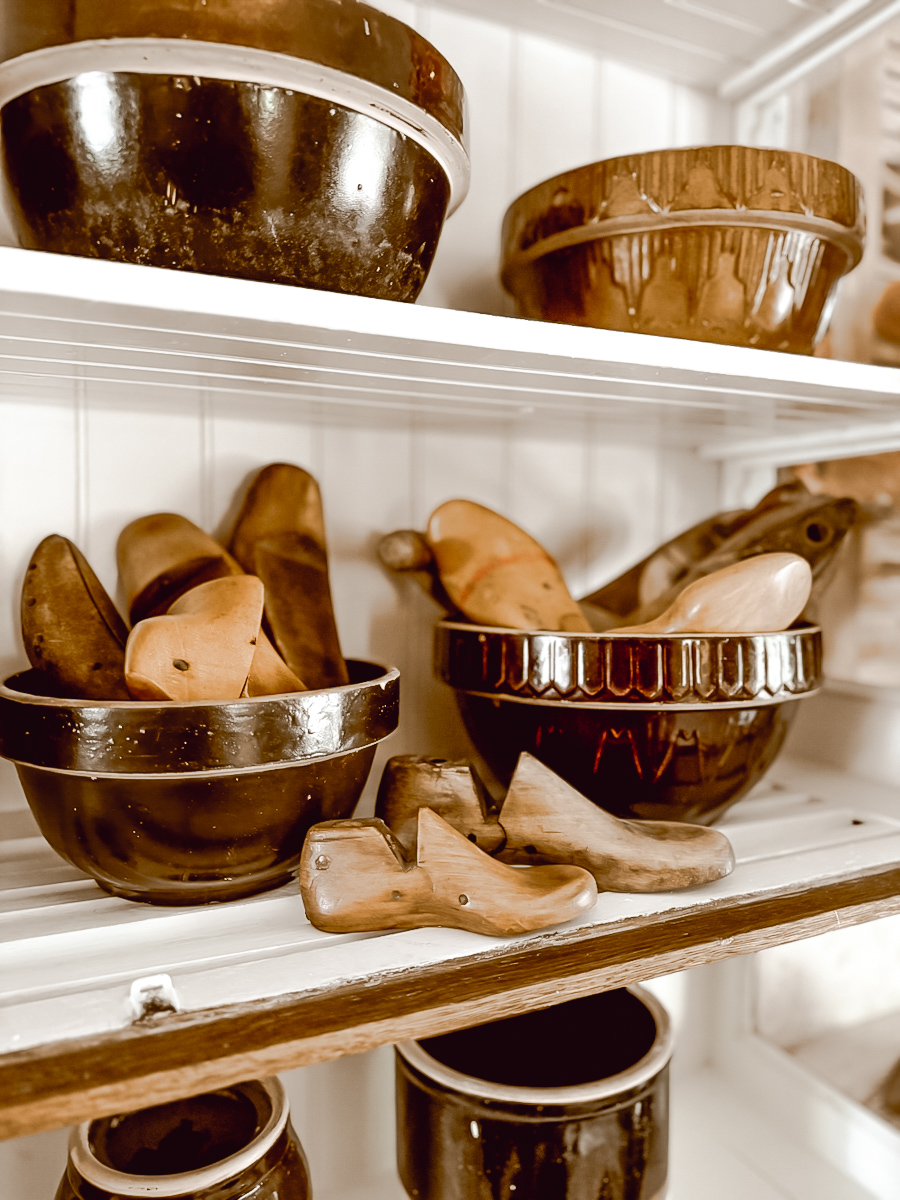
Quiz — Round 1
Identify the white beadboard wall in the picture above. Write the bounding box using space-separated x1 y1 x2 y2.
0 5 730 1195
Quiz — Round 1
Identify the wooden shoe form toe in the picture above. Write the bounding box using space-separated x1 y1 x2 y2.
299 808 597 936
499 754 735 891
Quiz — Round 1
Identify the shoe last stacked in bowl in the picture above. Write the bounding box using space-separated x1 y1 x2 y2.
381 484 858 826
0 464 398 904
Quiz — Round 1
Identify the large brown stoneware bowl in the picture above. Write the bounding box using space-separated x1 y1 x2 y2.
0 659 398 904
0 0 468 298
501 146 864 352
435 622 821 824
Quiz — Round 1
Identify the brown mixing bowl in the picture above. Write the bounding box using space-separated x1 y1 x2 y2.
435 621 821 824
501 146 864 353
0 0 468 298
0 659 398 904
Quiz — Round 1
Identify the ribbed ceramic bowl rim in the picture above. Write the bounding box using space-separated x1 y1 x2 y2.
68 1077 288 1197
502 206 864 281
0 38 470 212
435 620 821 709
0 659 398 774
397 985 672 1107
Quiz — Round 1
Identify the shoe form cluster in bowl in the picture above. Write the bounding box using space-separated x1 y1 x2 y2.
500 145 864 353
0 0 469 299
0 660 399 904
5 461 400 904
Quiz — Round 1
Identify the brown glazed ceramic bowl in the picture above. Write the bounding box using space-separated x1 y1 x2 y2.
501 146 864 352
435 621 821 824
58 1078 311 1200
0 0 469 298
396 986 672 1200
0 659 398 904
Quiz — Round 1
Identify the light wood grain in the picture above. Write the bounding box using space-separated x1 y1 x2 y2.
426 499 591 631
4 869 900 1141
300 809 596 936
500 754 735 890
116 513 241 624
124 576 264 701
375 756 504 855
615 552 812 634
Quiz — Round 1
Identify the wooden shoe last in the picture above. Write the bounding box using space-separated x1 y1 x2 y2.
300 808 597 936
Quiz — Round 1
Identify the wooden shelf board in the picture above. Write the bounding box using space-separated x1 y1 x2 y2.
2 762 900 1140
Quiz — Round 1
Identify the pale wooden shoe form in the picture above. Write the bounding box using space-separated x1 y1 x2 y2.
376 753 734 892
426 499 591 632
614 551 812 635
499 754 735 891
376 755 504 855
300 808 597 936
244 630 306 696
124 576 264 701
117 512 242 624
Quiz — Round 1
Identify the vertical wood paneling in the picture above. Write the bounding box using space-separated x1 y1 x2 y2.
82 397 206 599
510 33 596 196
593 59 676 159
415 10 515 315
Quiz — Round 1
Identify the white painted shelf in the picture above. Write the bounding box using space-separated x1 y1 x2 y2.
3 757 900 1140
2 247 900 465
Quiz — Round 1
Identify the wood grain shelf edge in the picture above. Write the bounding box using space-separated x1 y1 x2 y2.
3 862 900 1140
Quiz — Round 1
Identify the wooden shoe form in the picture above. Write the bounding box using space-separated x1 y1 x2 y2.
376 755 505 855
613 552 812 635
499 754 735 891
426 499 591 632
376 529 460 616
300 808 597 936
117 512 242 624
376 753 735 892
22 534 130 700
124 576 264 701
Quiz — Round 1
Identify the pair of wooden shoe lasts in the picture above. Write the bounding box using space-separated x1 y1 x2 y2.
300 754 735 937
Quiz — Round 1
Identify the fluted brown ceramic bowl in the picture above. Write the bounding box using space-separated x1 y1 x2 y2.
435 622 821 824
0 659 398 904
0 0 469 297
501 146 864 352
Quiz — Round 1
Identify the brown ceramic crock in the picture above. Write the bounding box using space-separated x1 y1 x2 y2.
396 986 672 1200
56 1078 311 1200
0 0 469 298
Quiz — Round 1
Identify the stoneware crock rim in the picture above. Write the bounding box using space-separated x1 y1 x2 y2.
396 984 673 1107
0 36 470 212
68 1076 288 1197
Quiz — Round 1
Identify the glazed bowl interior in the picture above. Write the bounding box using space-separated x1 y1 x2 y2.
500 145 864 353
0 659 399 904
435 621 821 824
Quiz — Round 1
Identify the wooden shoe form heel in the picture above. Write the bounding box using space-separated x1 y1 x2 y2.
376 529 459 615
500 754 735 891
300 808 597 936
376 755 504 854
229 464 348 689
117 512 242 624
613 552 812 635
124 576 265 702
426 499 591 631
22 534 130 700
